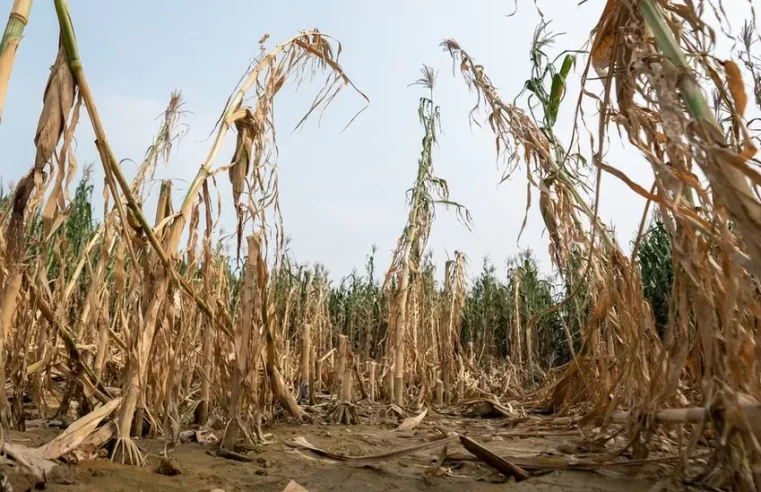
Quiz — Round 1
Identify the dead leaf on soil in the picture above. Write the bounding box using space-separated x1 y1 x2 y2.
70 421 116 461
38 397 122 460
283 480 309 492
396 408 427 431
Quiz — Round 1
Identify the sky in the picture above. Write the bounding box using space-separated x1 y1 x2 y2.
0 0 750 280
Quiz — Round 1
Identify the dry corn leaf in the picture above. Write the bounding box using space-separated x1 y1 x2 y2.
228 106 256 208
462 399 515 418
38 397 122 459
34 44 76 172
592 34 615 73
70 421 117 462
6 43 76 260
539 186 559 246
721 60 759 159
42 93 82 235
396 408 427 431
590 0 617 73
723 60 748 118
387 403 404 417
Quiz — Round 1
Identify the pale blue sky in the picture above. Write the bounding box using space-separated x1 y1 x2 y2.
1 0 724 278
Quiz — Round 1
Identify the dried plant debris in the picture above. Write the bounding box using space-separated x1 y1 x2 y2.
0 0 759 490
396 409 428 431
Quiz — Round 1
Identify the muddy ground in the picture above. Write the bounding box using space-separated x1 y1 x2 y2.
2 406 667 492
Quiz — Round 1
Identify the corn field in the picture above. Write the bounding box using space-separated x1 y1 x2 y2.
1 0 761 490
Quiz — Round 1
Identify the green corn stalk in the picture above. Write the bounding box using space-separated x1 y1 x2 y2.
636 218 673 337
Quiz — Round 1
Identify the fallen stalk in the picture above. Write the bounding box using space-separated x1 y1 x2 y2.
459 435 531 481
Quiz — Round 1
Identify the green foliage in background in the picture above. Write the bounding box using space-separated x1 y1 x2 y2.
637 218 674 337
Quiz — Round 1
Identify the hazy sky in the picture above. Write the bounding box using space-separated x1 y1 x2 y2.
1 0 746 279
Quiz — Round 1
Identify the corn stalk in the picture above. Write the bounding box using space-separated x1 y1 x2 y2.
0 0 32 123
384 66 469 406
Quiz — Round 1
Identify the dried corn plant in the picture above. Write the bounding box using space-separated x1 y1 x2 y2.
437 251 466 403
10 0 761 488
383 66 470 407
0 0 369 468
211 29 369 447
0 29 79 450
585 1 761 488
443 32 662 420
442 0 761 488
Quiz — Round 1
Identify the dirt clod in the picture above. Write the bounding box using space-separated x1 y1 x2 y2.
1 469 40 492
48 465 77 485
478 472 509 484
154 458 181 476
